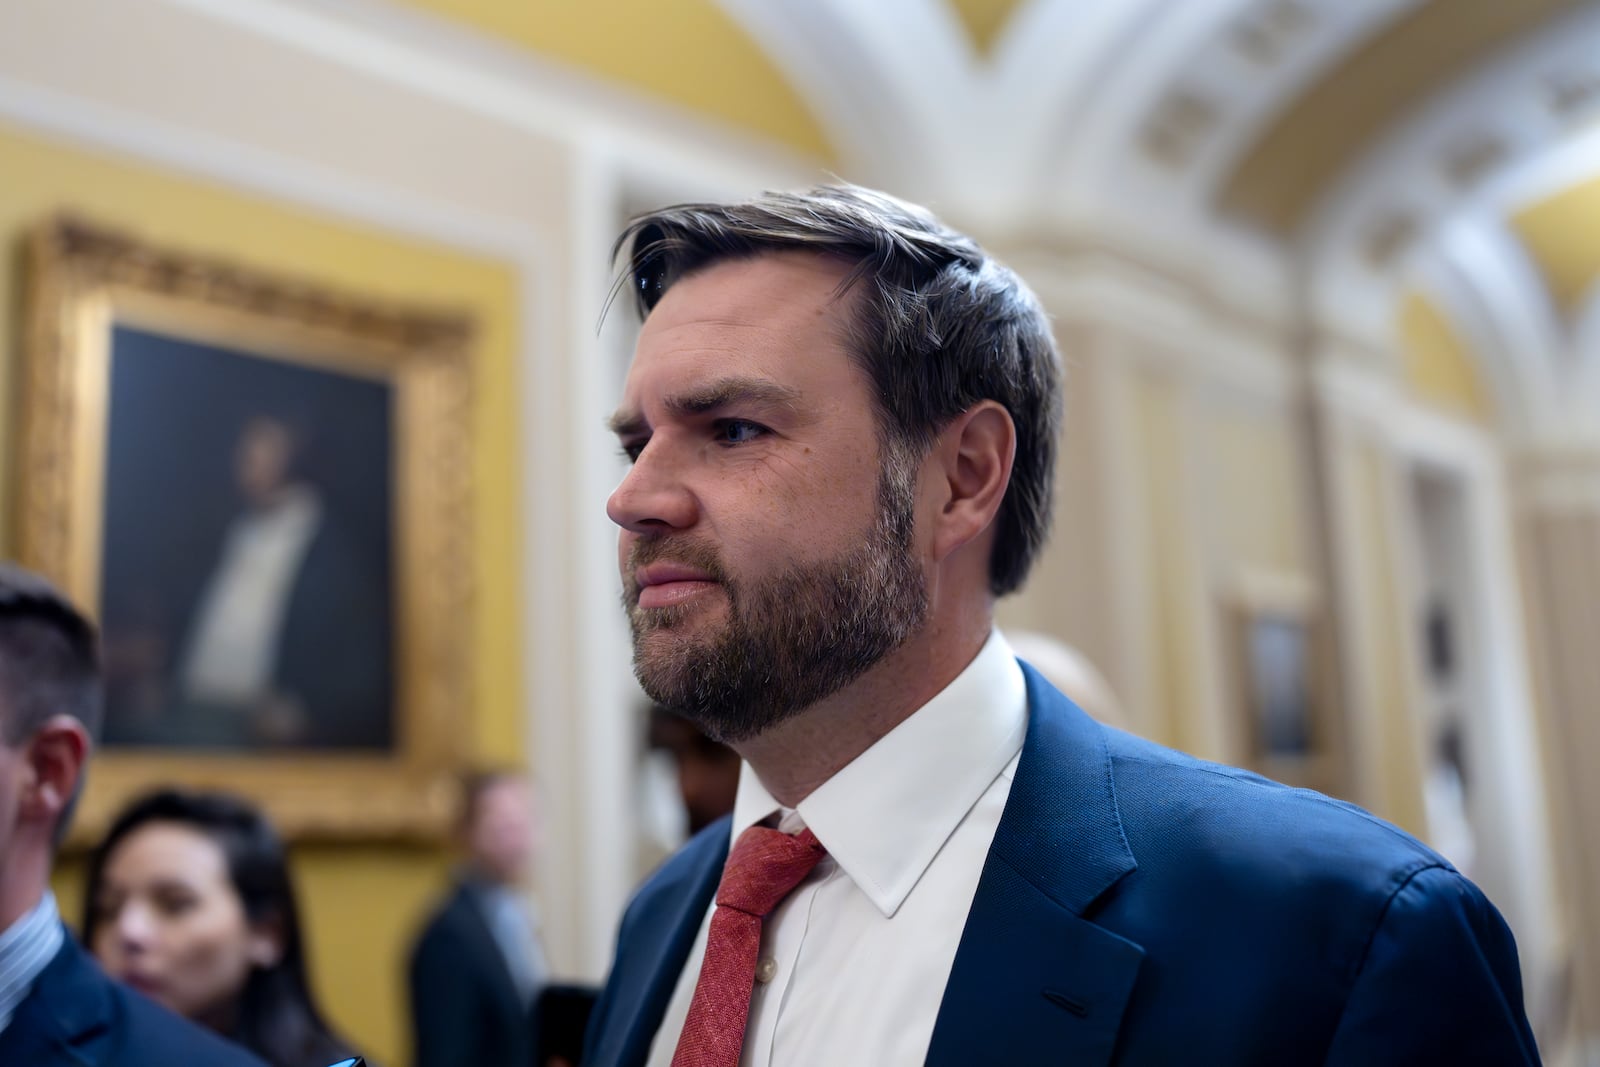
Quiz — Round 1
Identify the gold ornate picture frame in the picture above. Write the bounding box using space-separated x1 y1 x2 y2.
1223 572 1341 796
14 217 473 843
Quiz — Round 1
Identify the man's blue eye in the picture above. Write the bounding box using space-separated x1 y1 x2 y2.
717 420 764 444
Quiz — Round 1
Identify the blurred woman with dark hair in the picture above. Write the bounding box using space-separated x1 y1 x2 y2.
81 788 364 1067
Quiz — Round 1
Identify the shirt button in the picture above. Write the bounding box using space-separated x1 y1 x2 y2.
755 958 779 984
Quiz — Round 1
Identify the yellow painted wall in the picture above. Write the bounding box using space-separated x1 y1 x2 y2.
1512 173 1600 317
1204 410 1309 574
1397 291 1493 423
1354 443 1427 837
1134 369 1203 755
948 0 1029 56
394 0 835 163
1 121 525 1067
996 324 1121 688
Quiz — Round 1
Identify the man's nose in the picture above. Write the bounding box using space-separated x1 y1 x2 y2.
606 439 698 534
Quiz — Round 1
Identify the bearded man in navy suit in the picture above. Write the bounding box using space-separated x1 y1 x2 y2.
587 185 1539 1066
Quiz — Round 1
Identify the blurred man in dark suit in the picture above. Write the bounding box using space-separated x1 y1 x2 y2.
408 771 548 1067
0 562 265 1067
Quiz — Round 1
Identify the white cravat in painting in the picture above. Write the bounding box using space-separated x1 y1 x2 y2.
180 488 322 706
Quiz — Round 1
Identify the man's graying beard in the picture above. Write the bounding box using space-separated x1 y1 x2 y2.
623 459 928 744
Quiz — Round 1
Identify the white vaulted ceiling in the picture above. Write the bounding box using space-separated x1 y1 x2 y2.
710 0 1600 436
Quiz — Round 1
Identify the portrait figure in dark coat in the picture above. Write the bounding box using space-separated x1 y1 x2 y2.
98 324 394 751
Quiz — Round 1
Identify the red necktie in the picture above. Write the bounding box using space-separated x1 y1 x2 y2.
671 825 826 1067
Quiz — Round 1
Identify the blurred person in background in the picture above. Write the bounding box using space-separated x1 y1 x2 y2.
0 562 263 1067
408 771 549 1067
82 788 361 1067
1003 629 1128 731
648 704 741 836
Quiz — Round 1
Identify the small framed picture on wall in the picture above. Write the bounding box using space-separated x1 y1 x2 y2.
1223 573 1337 794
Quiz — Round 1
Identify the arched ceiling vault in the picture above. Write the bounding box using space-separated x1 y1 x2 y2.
1304 1 1600 439
385 0 1600 434
1218 0 1588 236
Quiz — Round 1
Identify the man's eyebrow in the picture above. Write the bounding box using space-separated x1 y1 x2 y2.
605 378 802 437
667 378 802 417
605 408 644 437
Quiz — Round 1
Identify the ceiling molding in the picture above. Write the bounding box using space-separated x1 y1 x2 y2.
1299 2 1600 435
388 0 836 161
1218 0 1584 234
1307 3 1600 274
1054 0 1417 218
160 0 818 185
1511 173 1600 316
1405 234 1542 433
708 0 981 202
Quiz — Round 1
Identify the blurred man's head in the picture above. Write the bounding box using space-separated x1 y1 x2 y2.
233 415 306 507
460 771 539 886
648 706 741 835
1005 630 1127 730
0 563 101 926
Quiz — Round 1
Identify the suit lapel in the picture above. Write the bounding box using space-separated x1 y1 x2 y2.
589 821 728 1067
0 997 63 1067
926 664 1144 1067
0 937 114 1066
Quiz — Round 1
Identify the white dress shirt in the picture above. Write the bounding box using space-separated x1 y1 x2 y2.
645 630 1028 1067
0 893 64 1034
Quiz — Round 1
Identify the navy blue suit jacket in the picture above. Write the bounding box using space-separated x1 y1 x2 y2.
0 935 267 1067
408 881 535 1067
585 663 1538 1065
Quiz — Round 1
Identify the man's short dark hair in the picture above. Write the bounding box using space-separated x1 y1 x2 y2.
613 183 1063 596
0 562 102 746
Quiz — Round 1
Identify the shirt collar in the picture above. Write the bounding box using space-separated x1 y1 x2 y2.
0 892 64 1034
731 630 1027 918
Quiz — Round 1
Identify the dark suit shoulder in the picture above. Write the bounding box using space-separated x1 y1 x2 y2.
411 883 475 942
1103 726 1448 908
7 939 267 1067
114 983 270 1066
1090 726 1501 1053
408 883 493 982
998 678 1533 1063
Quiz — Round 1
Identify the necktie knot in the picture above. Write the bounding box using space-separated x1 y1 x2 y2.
715 825 825 918
672 825 826 1067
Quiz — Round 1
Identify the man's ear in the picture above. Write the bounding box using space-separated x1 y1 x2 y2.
21 716 90 828
927 400 1015 564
